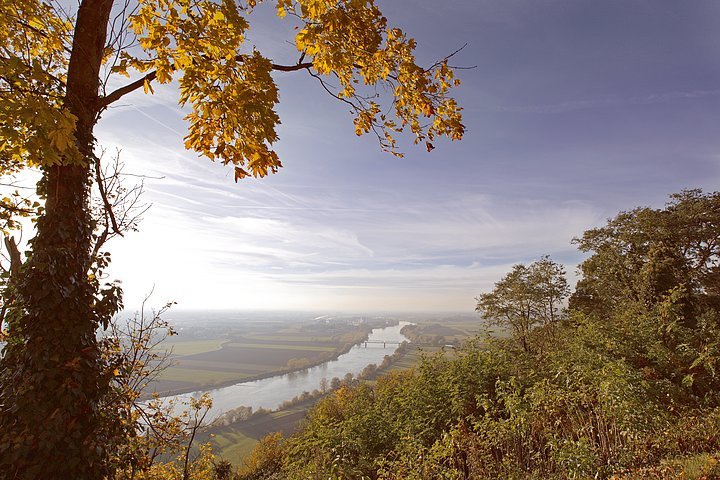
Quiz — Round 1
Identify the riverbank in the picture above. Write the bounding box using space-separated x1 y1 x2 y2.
142 319 407 400
201 335 425 464
140 329 374 400
157 321 412 421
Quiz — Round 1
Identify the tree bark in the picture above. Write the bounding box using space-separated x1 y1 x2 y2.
0 1 115 478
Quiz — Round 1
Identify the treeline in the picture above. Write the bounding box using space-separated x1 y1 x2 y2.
264 328 374 378
213 343 414 429
232 190 720 479
399 324 459 346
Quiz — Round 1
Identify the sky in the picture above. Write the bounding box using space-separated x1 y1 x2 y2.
87 0 720 312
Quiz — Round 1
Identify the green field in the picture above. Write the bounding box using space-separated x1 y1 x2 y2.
387 345 444 371
162 339 229 356
201 318 487 466
146 320 372 396
150 314 488 466
209 431 258 465
205 343 459 466
174 360 271 372
202 402 315 465
247 334 337 342
154 367 251 384
224 342 336 352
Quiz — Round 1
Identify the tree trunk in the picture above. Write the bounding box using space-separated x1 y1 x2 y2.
0 1 114 478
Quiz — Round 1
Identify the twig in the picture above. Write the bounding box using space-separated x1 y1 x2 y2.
94 156 123 236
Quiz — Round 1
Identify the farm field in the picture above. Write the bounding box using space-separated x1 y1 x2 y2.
386 344 445 371
399 312 512 345
205 343 457 466
202 401 315 465
146 311 493 466
423 313 486 338
162 339 229 356
200 314 493 466
145 313 383 396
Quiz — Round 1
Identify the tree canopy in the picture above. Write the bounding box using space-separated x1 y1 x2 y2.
0 1 465 478
571 189 720 319
236 191 720 480
1 0 465 178
476 256 569 351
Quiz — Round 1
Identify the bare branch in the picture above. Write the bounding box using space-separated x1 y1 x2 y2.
268 60 314 72
3 236 20 279
91 150 149 259
99 70 157 108
94 155 123 237
424 43 476 72
99 54 313 108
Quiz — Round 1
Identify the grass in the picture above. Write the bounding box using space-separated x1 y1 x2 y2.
662 453 720 479
224 342 336 352
175 359 271 373
210 431 259 465
202 327 479 466
247 334 337 342
389 346 423 371
389 345 446 372
162 339 229 356
144 318 385 397
189 346 327 367
218 439 259 466
206 402 315 465
156 367 250 384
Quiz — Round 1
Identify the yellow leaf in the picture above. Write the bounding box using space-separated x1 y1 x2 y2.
142 78 154 94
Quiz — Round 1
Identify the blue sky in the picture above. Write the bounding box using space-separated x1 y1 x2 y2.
95 0 720 312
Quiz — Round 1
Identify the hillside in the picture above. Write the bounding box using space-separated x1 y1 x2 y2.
232 190 720 480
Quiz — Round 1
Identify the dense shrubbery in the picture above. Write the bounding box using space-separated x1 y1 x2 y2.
16 189 710 479
235 190 720 479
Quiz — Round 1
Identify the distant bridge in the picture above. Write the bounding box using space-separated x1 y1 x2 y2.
361 340 456 349
361 340 405 348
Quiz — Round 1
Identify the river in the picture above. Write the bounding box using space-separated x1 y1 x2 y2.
163 321 411 423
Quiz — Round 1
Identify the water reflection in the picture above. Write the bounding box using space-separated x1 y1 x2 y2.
164 321 411 422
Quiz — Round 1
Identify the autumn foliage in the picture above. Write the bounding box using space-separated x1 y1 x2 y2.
238 191 720 480
0 0 464 478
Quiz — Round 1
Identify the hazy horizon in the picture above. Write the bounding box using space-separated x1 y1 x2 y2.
91 1 719 312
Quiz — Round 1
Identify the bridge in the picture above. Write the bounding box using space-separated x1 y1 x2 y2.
360 340 456 349
361 340 405 348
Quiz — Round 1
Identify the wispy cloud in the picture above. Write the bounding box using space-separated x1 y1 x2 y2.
106 162 599 311
88 0 717 313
